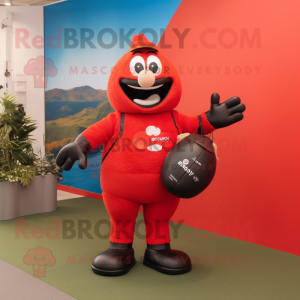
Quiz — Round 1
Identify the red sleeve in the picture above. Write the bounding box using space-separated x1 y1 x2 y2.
173 110 215 135
81 112 116 150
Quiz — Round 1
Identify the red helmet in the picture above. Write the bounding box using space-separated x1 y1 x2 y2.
107 33 182 114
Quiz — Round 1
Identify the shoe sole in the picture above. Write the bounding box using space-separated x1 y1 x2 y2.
91 258 136 276
143 260 192 275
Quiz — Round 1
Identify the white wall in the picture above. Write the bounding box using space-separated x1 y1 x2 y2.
0 6 45 154
0 11 13 98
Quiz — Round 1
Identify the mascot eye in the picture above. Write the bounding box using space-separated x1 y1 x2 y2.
149 62 158 73
147 55 162 75
135 63 144 74
130 56 145 76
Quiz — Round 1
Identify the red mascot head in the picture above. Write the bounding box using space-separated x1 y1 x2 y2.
107 33 182 114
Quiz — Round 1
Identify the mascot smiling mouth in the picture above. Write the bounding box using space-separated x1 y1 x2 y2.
120 77 172 108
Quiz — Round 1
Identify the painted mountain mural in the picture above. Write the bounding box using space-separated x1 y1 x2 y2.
45 86 114 157
45 85 109 121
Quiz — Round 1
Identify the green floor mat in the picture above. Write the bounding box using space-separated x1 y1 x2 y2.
0 197 299 300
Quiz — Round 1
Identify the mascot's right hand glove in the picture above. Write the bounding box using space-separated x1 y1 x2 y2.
56 134 91 171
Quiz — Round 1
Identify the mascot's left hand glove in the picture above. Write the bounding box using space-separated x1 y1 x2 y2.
56 134 91 171
205 93 246 129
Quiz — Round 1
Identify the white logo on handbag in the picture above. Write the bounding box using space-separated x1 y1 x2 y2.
193 176 199 182
178 159 194 176
192 156 201 166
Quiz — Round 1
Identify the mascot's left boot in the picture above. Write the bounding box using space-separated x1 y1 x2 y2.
91 242 135 276
143 243 191 275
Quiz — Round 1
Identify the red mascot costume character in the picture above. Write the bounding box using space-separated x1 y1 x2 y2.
56 34 246 276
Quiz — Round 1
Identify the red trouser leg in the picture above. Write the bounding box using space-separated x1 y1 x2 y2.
103 192 140 244
143 198 180 245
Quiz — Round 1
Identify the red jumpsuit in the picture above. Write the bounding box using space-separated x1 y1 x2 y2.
81 110 214 244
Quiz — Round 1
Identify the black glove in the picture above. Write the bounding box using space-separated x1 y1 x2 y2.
56 134 91 171
205 93 246 129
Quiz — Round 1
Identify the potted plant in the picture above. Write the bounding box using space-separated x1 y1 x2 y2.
0 94 62 221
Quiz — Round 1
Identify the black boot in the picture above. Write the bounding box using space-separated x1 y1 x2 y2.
143 243 191 275
91 242 135 276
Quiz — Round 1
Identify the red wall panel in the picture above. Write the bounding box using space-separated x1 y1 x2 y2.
159 0 300 255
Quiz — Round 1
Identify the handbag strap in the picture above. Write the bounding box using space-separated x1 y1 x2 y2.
101 113 125 163
170 111 180 135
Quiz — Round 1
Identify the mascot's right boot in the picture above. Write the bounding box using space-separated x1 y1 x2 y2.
91 242 135 276
143 243 192 275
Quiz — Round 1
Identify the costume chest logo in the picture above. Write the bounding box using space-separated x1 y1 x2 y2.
133 126 175 152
